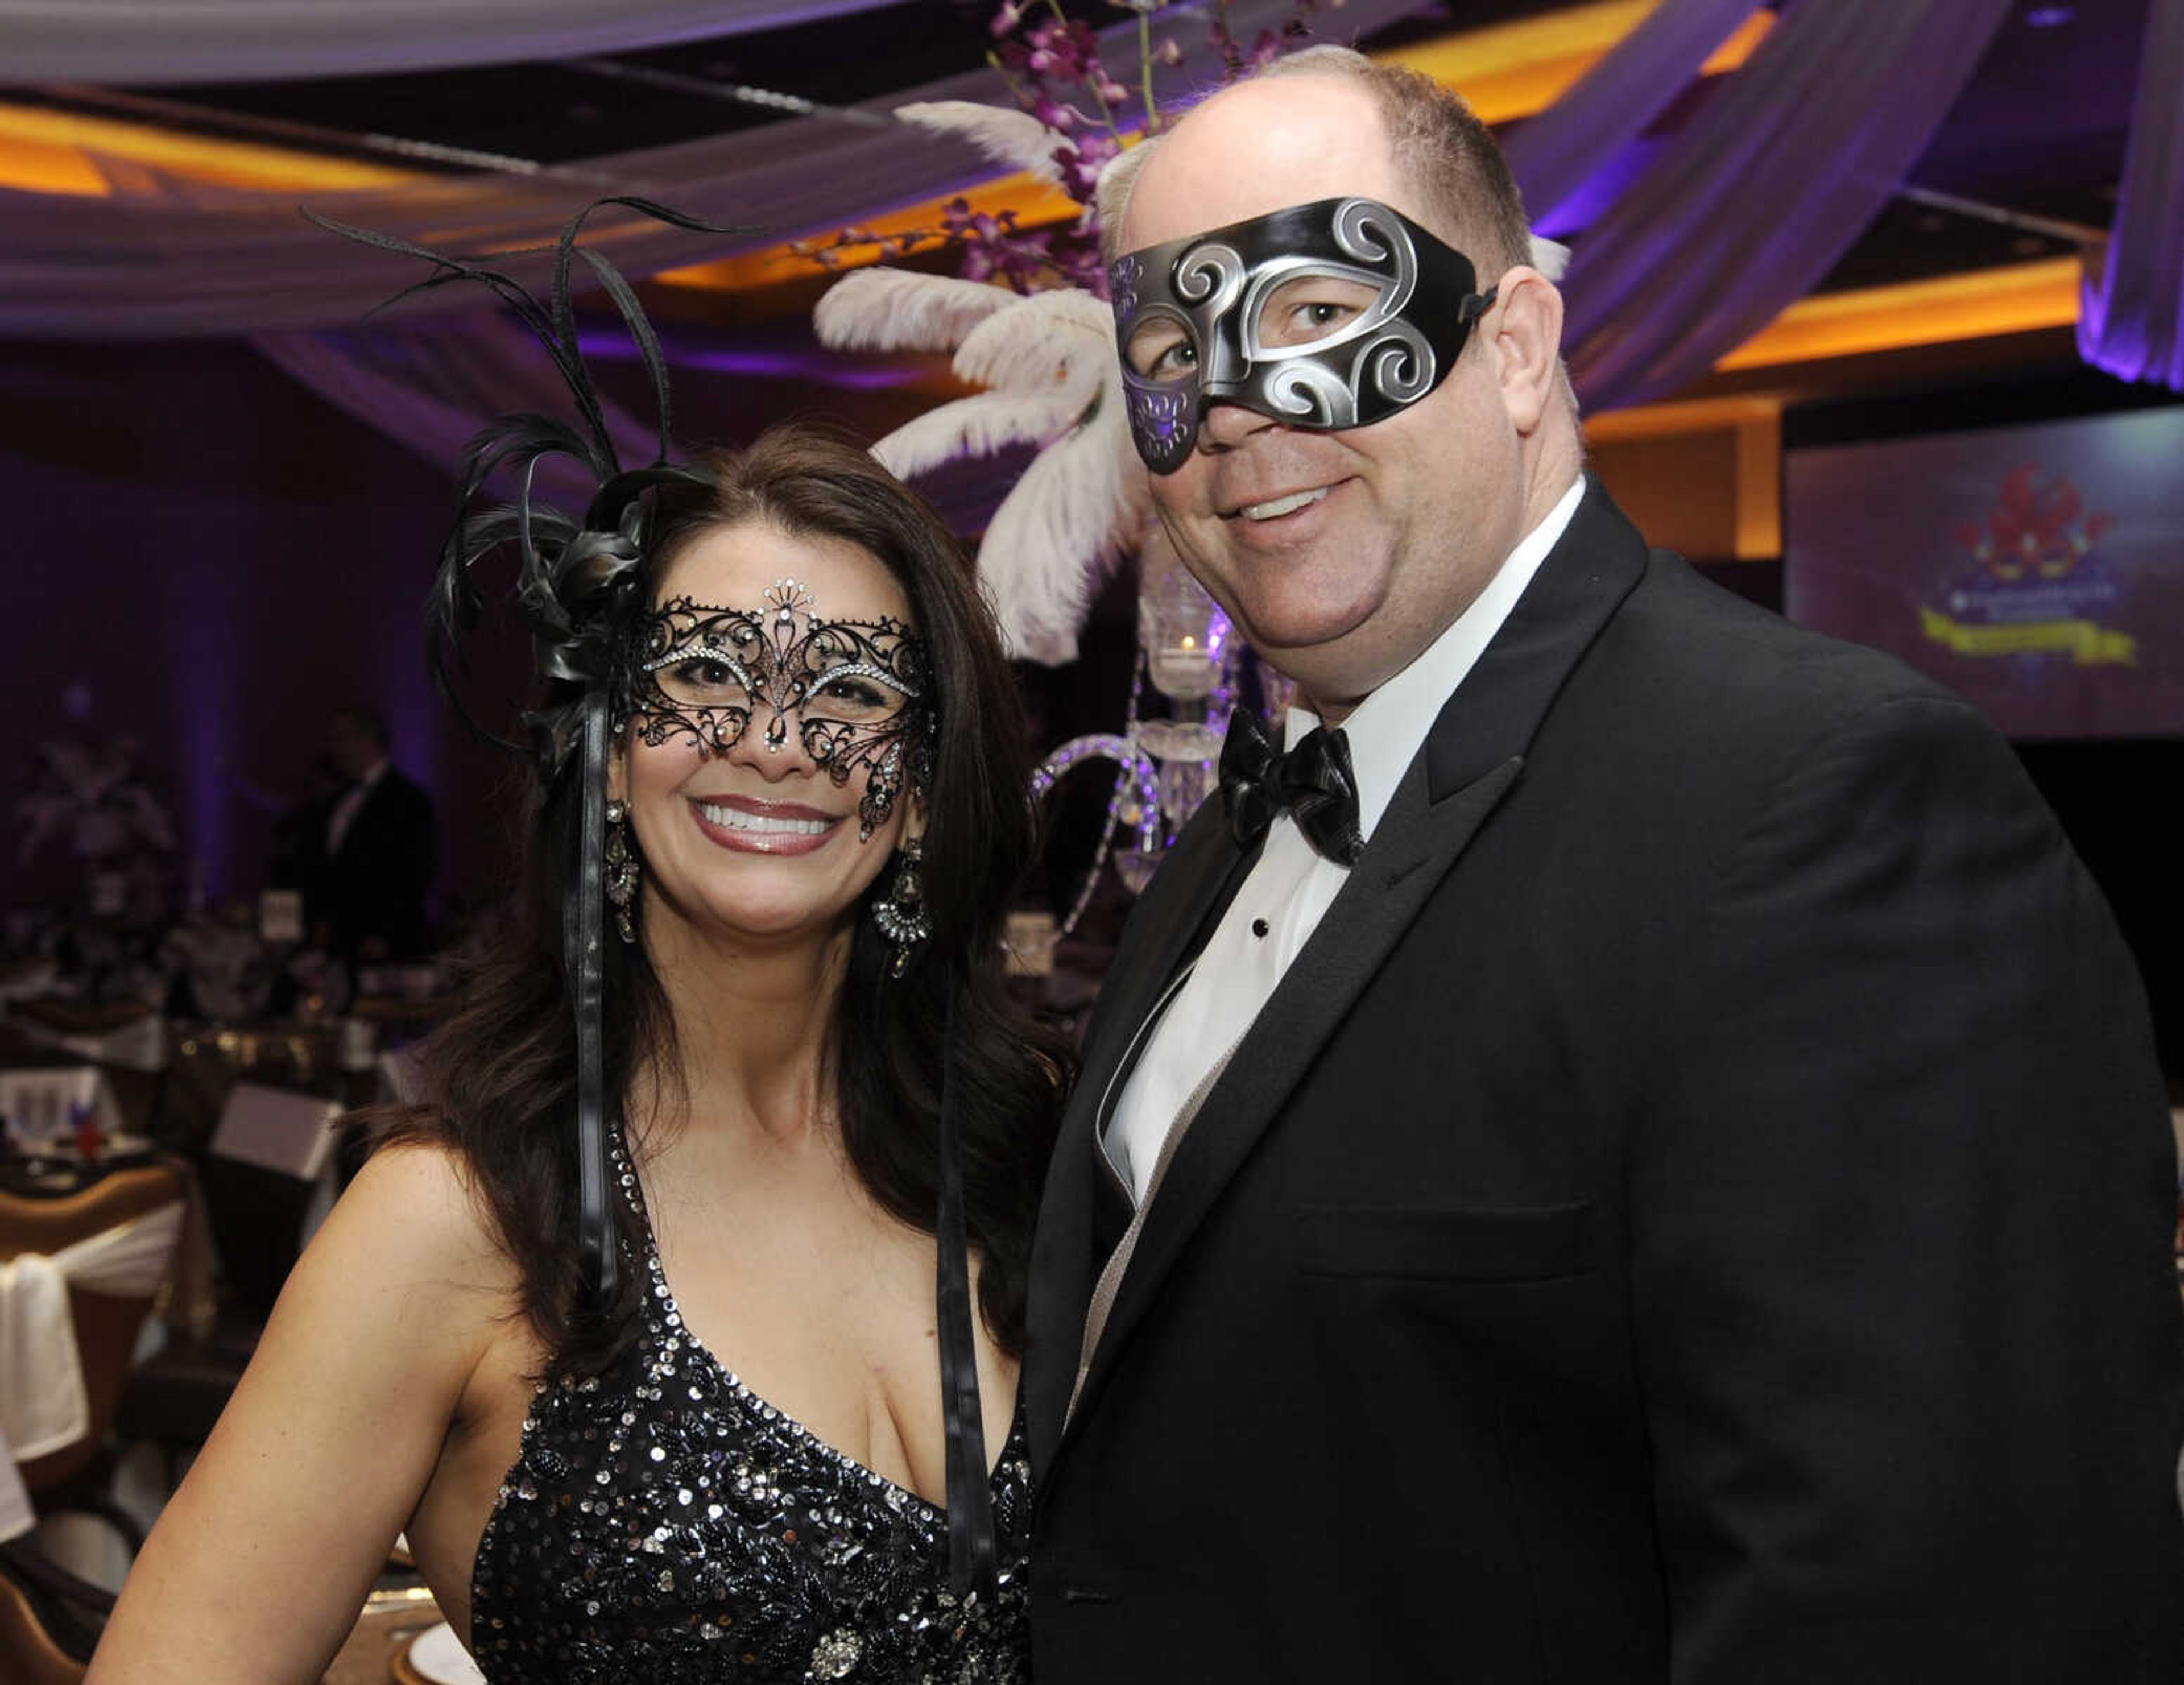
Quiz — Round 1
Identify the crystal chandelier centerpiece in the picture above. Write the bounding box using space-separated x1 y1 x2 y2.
1130 535 1234 866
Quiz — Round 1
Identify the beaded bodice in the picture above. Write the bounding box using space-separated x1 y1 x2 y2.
468 1139 1033 1684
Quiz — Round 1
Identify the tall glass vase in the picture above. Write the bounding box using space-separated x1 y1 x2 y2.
1131 532 1234 854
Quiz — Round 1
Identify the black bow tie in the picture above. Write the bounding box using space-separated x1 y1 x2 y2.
1218 707 1364 866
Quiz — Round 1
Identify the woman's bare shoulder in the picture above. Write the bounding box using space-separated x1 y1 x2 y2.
83 1136 528 1681
323 1132 522 1310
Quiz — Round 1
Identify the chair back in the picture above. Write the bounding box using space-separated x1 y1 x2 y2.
0 1164 187 1496
201 1084 348 1320
0 1565 86 1685
0 1538 107 1684
208 1084 343 1182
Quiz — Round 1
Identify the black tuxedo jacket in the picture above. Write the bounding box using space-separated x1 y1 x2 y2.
321 767 435 959
1023 483 2184 1682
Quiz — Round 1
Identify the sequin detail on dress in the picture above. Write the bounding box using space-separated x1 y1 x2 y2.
469 1135 1033 1683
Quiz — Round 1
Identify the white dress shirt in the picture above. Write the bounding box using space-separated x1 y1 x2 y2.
326 757 388 856
1103 477 1587 1203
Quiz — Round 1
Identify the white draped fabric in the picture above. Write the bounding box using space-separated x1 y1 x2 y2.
0 0 904 88
1500 0 1762 231
2078 0 2184 391
0 1202 184 1463
1558 0 2018 409
251 318 658 500
0 0 1421 340
0 1419 31 1541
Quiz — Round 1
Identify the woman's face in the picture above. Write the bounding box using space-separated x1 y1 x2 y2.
615 518 926 954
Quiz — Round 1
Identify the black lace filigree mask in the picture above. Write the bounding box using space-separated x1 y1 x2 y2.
619 578 935 839
1111 196 1499 474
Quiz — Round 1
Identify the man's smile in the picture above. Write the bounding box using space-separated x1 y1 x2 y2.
1216 477 1353 524
1234 486 1332 521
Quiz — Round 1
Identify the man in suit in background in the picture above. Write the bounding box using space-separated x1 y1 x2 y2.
1023 49 2183 1680
313 705 434 962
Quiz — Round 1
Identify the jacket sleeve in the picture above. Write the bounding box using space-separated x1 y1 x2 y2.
1632 691 2184 1681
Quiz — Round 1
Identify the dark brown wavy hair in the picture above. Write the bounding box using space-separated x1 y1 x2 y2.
383 423 1067 1375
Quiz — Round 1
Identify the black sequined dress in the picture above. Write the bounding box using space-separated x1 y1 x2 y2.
468 1133 1033 1683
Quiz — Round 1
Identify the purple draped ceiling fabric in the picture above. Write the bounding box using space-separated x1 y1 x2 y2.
252 321 660 502
1500 0 1761 233
234 0 1423 500
1556 0 2017 412
2078 0 2184 390
0 0 1424 341
0 0 904 86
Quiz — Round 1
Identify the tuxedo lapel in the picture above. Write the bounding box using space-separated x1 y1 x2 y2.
1054 755 1520 1448
1023 802 1254 1476
1052 477 1651 1458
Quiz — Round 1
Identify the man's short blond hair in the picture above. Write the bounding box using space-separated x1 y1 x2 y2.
1097 46 1535 276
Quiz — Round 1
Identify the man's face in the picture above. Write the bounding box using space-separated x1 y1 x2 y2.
327 714 378 781
1118 77 1527 717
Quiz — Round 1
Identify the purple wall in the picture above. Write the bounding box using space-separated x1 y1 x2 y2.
0 331 963 935
0 338 516 925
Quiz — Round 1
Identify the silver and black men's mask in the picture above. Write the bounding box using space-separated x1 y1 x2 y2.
1110 196 1498 474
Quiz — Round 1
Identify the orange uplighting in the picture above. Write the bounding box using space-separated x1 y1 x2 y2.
1583 393 1785 443
1 0 2061 399
0 100 421 198
1584 263 2084 437
1714 256 2083 370
1579 260 2088 557
1378 1 1772 126
660 1 1776 294
656 172 1085 295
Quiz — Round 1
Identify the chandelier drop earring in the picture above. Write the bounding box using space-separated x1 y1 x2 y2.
604 800 640 945
872 838 932 977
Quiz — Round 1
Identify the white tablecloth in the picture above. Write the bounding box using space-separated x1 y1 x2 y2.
0 1417 34 1542
0 1201 184 1462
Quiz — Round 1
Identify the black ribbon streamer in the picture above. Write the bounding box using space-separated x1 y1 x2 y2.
562 690 618 1310
305 198 740 773
936 990 997 1599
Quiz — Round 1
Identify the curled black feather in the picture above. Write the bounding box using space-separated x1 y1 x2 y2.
315 197 755 1330
311 197 751 775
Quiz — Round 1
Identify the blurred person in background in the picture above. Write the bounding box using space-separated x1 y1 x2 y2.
309 704 435 963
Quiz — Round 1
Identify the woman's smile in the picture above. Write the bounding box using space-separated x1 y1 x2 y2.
688 792 843 856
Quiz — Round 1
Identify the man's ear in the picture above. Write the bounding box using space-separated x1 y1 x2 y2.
1488 266 1565 437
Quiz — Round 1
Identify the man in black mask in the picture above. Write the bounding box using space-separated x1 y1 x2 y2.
1021 48 2183 1682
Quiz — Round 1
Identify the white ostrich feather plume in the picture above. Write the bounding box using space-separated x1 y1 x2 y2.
814 269 1143 663
869 392 1083 482
812 268 1015 356
978 388 1145 664
952 287 1115 399
1529 233 1572 283
894 100 1065 184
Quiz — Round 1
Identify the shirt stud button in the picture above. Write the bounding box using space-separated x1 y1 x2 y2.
1251 917 1269 938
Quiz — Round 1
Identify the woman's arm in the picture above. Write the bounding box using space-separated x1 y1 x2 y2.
88 1141 513 1684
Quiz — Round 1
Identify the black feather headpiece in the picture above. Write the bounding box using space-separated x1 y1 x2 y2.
313 197 733 1319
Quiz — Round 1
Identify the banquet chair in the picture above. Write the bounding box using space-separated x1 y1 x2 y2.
0 1535 110 1680
0 1162 188 1556
0 1566 85 1685
112 1084 346 1488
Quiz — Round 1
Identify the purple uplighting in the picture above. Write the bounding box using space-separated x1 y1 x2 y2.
575 332 935 391
159 497 243 904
